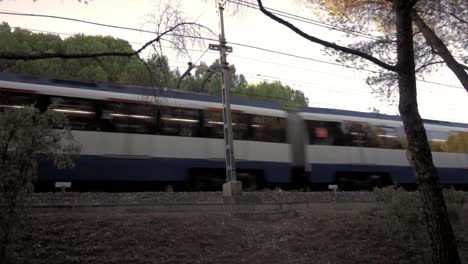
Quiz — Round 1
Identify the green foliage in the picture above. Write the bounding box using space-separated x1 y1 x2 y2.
0 23 309 107
374 186 466 244
235 81 309 107
0 23 142 84
0 107 80 263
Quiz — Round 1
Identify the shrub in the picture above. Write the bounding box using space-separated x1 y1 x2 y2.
443 187 466 224
0 107 80 263
374 186 425 242
374 186 466 243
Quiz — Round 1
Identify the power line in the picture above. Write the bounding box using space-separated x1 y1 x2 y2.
229 41 381 72
9 27 384 91
13 8 468 66
227 0 386 41
17 25 379 74
3 24 464 116
165 60 378 97
228 53 363 80
0 10 219 42
240 73 377 97
19 27 467 91
167 57 372 94
0 10 398 73
163 45 465 95
229 42 465 89
166 58 373 97
5 18 465 90
1 10 153 32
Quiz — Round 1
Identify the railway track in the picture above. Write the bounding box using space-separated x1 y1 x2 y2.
28 191 382 214
31 190 376 205
29 201 379 215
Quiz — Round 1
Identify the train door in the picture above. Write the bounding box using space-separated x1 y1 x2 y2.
202 108 226 161
286 112 310 186
336 121 364 165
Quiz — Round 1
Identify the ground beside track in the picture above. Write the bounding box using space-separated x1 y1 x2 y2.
8 191 468 263
13 206 468 264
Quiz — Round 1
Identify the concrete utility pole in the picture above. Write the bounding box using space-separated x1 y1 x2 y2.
209 0 242 197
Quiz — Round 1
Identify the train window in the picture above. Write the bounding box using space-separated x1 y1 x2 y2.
50 96 97 131
427 130 452 152
233 113 249 140
102 102 155 134
396 127 408 149
273 117 286 143
306 120 344 146
202 111 285 143
271 117 287 143
342 122 376 147
249 115 286 143
159 106 201 137
374 126 403 149
446 132 468 154
202 110 250 140
250 115 265 141
203 110 224 138
0 91 36 110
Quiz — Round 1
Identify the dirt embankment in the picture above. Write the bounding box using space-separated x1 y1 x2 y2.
13 208 468 264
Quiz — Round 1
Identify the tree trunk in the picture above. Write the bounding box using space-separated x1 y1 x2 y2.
412 11 468 92
394 2 461 264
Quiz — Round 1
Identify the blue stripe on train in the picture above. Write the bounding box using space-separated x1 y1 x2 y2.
307 164 467 185
38 155 468 184
37 156 291 183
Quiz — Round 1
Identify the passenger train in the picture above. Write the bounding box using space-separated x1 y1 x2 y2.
0 72 467 191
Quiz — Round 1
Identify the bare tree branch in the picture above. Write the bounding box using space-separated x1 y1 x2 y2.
409 0 420 8
0 22 198 61
415 60 445 73
0 51 134 61
418 8 468 25
254 0 397 72
413 11 468 92
442 11 468 25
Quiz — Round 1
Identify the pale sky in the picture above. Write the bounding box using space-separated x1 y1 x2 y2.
1 0 467 123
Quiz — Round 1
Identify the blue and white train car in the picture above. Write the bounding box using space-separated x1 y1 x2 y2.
0 72 467 190
0 72 291 190
300 107 468 188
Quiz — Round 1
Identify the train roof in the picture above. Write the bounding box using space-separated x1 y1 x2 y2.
1 72 467 129
300 106 468 129
0 72 283 110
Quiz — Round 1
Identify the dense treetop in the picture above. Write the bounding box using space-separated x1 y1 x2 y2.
0 23 308 107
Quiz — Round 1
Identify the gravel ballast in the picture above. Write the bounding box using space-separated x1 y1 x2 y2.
31 191 376 206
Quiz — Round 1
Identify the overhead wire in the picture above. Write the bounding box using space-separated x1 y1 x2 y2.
167 59 386 99
2 11 465 120
14 6 465 73
166 57 375 103
3 13 465 90
165 60 343 108
7 27 386 92
0 10 220 42
227 0 386 41
12 26 467 92
1 30 462 115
